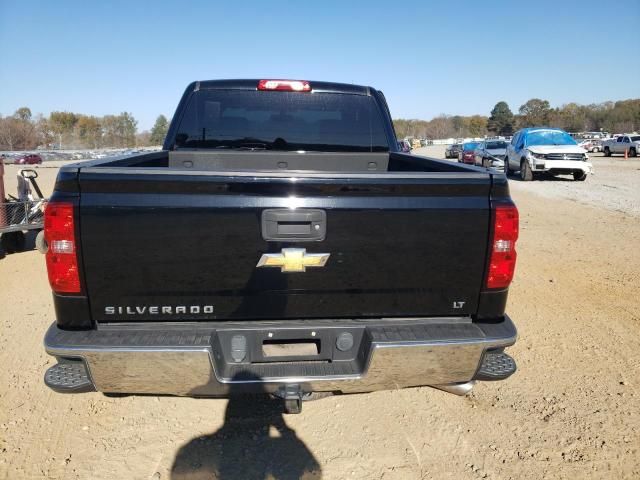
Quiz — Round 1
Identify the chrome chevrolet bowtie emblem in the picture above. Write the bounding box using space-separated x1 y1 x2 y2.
257 248 330 273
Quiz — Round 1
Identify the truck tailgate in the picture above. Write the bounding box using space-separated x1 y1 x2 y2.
78 170 491 323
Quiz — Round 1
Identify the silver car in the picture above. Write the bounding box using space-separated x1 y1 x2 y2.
474 140 508 168
445 143 462 158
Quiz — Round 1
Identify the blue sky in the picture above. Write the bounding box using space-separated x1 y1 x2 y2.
1 0 638 130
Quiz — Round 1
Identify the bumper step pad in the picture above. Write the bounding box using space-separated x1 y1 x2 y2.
44 362 95 393
476 351 516 381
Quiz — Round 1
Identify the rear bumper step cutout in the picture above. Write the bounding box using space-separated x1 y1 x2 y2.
475 351 516 381
44 361 95 393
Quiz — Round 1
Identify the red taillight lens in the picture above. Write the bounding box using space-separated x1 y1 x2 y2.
486 204 519 289
44 202 80 293
257 79 311 92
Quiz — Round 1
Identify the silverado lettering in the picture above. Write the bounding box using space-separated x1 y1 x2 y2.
104 305 215 315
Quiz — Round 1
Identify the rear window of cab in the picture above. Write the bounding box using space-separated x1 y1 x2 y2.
174 89 390 152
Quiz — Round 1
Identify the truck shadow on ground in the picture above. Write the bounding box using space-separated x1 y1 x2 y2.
171 380 322 479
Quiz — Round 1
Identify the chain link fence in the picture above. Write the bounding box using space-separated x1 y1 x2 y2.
0 199 46 234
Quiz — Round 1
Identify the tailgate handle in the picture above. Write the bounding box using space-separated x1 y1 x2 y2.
261 209 326 242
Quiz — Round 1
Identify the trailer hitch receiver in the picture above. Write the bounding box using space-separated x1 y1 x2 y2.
277 384 303 414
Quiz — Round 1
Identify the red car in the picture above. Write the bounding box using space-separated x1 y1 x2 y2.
15 154 43 165
457 142 479 164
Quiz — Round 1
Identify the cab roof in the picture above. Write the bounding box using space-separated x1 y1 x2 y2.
192 79 371 96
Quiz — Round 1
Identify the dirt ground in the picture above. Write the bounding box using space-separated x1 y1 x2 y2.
1 154 639 479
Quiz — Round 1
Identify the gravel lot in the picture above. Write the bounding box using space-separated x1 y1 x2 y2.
1 154 639 479
512 155 640 217
416 145 640 217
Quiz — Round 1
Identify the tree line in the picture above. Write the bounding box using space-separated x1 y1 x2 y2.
393 98 640 140
0 108 170 151
2 98 639 150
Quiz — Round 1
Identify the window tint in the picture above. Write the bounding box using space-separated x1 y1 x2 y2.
173 89 389 152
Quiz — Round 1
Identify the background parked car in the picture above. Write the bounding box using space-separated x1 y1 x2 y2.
588 139 602 153
458 142 479 164
398 140 412 153
577 139 602 153
15 154 43 165
602 135 640 157
474 140 508 167
445 143 462 158
505 128 592 181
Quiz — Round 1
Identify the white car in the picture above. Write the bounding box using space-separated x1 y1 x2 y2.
505 128 593 181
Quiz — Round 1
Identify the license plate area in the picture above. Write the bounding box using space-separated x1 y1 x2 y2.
262 339 320 357
213 326 365 367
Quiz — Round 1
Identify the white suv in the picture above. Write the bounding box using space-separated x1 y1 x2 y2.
506 128 593 181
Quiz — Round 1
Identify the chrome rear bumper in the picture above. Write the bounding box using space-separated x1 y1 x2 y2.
44 317 517 396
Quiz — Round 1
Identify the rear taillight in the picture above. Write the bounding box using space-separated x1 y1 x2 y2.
486 204 519 289
257 79 311 92
44 202 80 293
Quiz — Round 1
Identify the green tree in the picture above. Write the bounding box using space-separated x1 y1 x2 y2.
102 112 137 147
518 99 551 127
550 103 587 133
603 99 640 133
14 107 32 122
136 130 152 146
101 115 119 146
150 115 169 145
451 115 466 136
466 115 488 137
392 119 407 138
35 114 54 148
0 116 19 150
76 115 102 149
427 115 456 139
487 102 514 135
49 111 78 134
49 111 79 148
1 108 38 149
120 112 138 147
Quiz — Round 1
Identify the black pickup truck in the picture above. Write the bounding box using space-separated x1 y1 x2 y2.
43 79 518 413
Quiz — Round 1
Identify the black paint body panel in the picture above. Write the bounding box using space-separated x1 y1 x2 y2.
76 170 493 323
